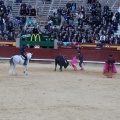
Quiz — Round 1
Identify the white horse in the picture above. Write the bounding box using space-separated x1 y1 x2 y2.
9 53 33 75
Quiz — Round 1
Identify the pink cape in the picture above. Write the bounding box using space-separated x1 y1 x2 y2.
103 63 117 76
71 56 77 64
71 56 78 71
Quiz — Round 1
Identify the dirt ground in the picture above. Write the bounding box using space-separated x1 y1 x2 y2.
0 61 120 120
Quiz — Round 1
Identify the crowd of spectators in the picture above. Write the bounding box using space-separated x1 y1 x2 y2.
0 0 27 40
47 1 76 26
1 0 120 45
23 0 120 45
20 2 36 16
16 0 22 3
54 0 120 45
42 0 52 3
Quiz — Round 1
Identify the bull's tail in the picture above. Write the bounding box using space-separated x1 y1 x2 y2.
9 57 14 74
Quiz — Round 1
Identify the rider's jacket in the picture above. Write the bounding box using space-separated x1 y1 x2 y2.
20 45 28 54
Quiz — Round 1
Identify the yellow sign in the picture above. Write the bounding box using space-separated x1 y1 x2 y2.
0 41 16 46
30 34 41 41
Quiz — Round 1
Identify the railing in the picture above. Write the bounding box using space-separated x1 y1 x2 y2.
58 0 61 8
106 0 109 4
47 0 54 17
4 0 7 5
111 0 119 11
34 0 37 8
82 0 86 6
38 1 46 16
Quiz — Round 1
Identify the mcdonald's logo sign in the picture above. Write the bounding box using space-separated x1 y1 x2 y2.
30 34 41 41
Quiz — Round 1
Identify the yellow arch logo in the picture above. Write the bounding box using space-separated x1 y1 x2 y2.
30 34 41 41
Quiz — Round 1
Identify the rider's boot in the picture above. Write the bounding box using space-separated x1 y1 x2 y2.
23 60 27 65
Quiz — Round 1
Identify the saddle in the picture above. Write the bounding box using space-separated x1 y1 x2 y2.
20 55 25 60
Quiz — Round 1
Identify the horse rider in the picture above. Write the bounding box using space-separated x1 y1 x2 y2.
77 51 84 70
20 44 29 65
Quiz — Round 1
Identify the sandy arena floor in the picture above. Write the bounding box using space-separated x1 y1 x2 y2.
0 62 120 120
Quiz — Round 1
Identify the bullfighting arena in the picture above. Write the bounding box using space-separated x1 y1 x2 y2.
0 61 120 120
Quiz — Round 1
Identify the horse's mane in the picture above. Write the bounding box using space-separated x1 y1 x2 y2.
26 53 32 60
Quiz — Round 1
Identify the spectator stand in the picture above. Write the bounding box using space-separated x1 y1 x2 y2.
1 0 119 49
6 0 21 17
0 0 16 41
56 2 120 48
20 2 36 16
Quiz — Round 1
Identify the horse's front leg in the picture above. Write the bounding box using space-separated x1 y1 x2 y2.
12 65 16 75
24 65 28 75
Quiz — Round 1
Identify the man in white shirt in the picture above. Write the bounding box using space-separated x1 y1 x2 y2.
100 34 106 43
32 17 37 25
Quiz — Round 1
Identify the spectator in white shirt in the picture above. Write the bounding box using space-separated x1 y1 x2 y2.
32 17 37 25
100 34 106 43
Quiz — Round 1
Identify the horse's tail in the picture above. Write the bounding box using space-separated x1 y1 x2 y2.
10 57 14 66
9 57 14 74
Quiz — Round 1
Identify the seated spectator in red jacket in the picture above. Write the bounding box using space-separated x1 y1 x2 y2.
30 7 36 16
27 3 32 15
21 2 26 9
20 6 26 15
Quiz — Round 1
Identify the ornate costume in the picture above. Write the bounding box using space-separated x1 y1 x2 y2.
71 56 78 71
71 51 84 71
77 51 84 70
103 55 117 78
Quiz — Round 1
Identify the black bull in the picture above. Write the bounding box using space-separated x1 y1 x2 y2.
55 56 69 71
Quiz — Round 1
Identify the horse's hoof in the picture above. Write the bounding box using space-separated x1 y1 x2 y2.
12 73 16 76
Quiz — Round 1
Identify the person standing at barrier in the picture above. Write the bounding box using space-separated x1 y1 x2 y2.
20 44 29 65
77 51 84 70
103 54 117 78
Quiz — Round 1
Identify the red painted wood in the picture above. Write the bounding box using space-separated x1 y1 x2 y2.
0 47 120 62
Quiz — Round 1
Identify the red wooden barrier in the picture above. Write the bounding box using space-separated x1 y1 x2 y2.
0 47 120 62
